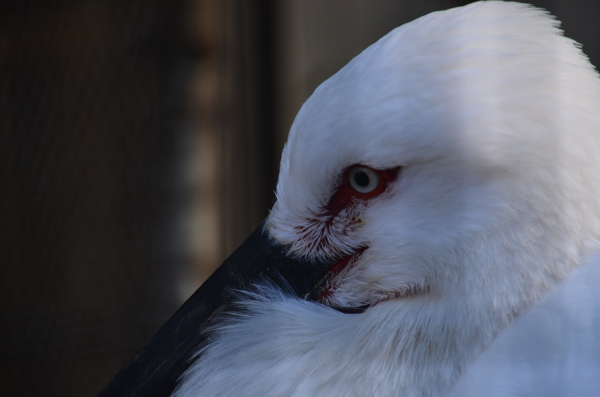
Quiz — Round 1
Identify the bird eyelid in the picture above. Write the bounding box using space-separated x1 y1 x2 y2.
323 165 400 218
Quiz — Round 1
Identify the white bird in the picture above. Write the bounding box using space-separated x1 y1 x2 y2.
174 2 600 396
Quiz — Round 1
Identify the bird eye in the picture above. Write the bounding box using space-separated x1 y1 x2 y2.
348 166 381 194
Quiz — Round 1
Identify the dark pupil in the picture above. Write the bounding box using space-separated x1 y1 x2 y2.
354 171 370 187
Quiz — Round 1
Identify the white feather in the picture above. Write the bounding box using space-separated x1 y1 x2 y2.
450 254 600 396
174 2 600 396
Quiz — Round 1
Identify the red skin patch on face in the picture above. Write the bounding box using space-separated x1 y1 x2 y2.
308 166 399 303
329 246 367 274
329 253 355 274
325 165 400 219
317 247 367 302
318 285 335 301
293 165 400 255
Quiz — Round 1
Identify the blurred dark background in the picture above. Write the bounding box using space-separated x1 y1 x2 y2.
1 0 599 395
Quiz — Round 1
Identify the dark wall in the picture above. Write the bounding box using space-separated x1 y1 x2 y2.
0 1 186 395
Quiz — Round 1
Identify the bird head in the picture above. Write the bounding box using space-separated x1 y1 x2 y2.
266 1 600 313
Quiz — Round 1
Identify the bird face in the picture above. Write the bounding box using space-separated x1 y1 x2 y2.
264 111 505 310
265 1 600 312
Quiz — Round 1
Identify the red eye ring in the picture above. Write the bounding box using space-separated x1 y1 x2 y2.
323 164 400 218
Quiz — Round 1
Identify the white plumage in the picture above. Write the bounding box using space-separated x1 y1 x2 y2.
175 2 600 396
450 257 600 396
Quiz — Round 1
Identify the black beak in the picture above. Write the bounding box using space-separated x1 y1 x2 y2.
99 220 332 397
